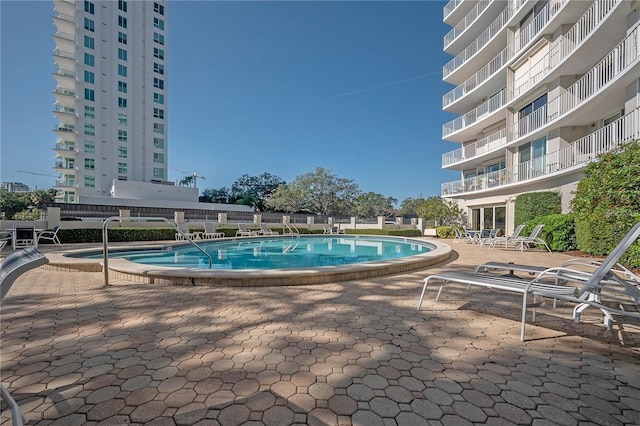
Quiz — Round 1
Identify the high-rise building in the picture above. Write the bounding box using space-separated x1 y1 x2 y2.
440 0 640 234
52 0 168 203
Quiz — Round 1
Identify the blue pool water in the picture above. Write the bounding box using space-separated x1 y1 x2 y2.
90 235 434 270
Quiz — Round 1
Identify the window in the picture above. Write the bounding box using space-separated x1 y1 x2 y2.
118 0 127 12
84 18 94 32
153 137 164 148
84 71 94 84
118 146 128 158
84 53 95 66
153 108 164 119
153 93 164 104
519 94 548 119
118 162 128 174
84 140 95 153
518 136 547 179
118 16 127 28
153 47 164 60
153 78 164 89
153 123 164 134
118 130 127 141
84 1 95 14
118 113 127 125
518 93 547 135
84 123 95 136
118 48 127 61
84 106 95 118
154 2 165 15
154 17 164 30
118 31 127 44
153 63 164 75
84 88 95 101
118 97 127 108
118 81 127 93
84 35 94 49
118 64 127 77
153 168 165 179
153 153 164 163
153 32 164 45
84 176 95 187
85 158 95 170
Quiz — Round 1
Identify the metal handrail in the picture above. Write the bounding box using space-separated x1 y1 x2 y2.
102 216 213 285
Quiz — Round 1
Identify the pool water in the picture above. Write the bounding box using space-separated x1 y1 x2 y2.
99 235 434 270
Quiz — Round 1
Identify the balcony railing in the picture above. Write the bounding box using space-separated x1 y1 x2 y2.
442 107 640 196
443 88 507 137
53 68 76 79
512 25 640 140
53 11 74 22
54 162 76 170
54 106 76 114
54 141 76 151
443 0 462 20
444 0 491 49
53 49 75 60
513 0 622 99
443 47 509 108
53 31 75 41
53 87 76 97
442 128 508 167
55 179 76 188
54 125 75 133
513 0 568 52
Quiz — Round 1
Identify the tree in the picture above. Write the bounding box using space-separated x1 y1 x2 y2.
230 173 285 211
400 196 427 216
200 187 231 204
415 196 464 226
0 189 30 219
351 192 397 218
265 184 305 213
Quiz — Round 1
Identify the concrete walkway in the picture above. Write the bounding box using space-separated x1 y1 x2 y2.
1 240 639 425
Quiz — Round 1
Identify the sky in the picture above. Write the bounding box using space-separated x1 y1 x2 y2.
1 0 458 205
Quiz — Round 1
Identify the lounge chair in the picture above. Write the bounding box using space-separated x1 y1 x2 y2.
236 223 257 237
13 227 37 249
489 224 524 249
202 222 225 239
452 228 464 243
510 224 550 252
36 226 62 245
418 222 640 341
478 229 499 246
257 223 278 236
1 247 48 426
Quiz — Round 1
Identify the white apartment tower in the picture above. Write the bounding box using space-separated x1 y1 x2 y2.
440 0 640 233
52 0 168 203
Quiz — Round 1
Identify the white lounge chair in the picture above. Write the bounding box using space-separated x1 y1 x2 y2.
257 223 278 236
418 222 640 341
236 223 257 237
37 226 62 245
489 224 524 249
510 224 550 252
202 222 225 239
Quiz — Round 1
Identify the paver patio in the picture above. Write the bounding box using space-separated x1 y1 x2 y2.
1 240 639 425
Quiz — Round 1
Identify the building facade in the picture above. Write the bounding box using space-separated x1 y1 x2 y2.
52 0 169 203
440 0 640 234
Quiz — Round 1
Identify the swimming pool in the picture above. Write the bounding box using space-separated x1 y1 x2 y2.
60 235 451 286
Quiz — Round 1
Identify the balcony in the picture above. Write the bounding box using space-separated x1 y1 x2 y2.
511 25 640 141
54 124 75 133
442 128 508 168
443 88 507 140
54 179 77 188
444 0 492 51
54 161 76 171
442 107 640 196
512 0 624 100
54 141 77 153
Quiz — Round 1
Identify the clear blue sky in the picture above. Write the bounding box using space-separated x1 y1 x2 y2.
1 0 458 205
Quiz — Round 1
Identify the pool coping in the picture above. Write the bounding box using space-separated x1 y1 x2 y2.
45 236 452 287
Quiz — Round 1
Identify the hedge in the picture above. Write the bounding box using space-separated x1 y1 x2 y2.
522 214 576 252
514 192 561 226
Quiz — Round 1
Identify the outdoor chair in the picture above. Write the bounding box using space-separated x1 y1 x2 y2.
257 223 278 236
489 224 524 249
13 227 36 249
36 226 61 245
202 222 225 239
417 222 640 341
510 224 551 252
1 247 48 426
236 223 258 237
479 229 499 246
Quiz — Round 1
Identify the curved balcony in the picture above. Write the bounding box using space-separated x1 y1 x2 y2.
54 140 77 154
443 47 509 113
54 161 77 172
53 30 75 52
442 107 640 197
442 128 508 169
53 11 75 35
53 68 76 86
53 48 76 71
54 178 77 190
444 0 500 54
443 88 507 142
511 25 640 142
512 0 625 101
444 0 476 25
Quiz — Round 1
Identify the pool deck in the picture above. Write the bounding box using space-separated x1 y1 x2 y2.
2 239 639 425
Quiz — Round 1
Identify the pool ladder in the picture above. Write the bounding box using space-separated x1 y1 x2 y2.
102 216 213 285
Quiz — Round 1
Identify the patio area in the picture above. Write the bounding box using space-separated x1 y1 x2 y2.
2 240 639 425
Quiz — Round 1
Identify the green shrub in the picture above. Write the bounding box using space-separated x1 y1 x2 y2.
345 229 423 237
514 192 561 225
435 226 457 239
572 141 640 267
57 228 177 244
522 214 576 252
